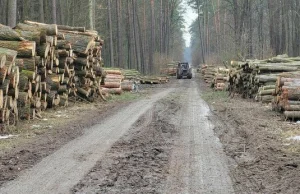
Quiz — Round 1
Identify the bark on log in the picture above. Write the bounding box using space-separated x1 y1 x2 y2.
102 82 121 88
0 48 18 62
57 25 85 32
23 21 58 36
18 57 36 71
63 32 95 54
101 87 122 95
0 41 36 57
36 43 50 58
20 70 35 81
0 24 25 41
284 111 300 119
15 29 46 45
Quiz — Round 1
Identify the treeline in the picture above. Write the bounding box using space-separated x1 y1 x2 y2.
189 0 300 66
0 0 185 74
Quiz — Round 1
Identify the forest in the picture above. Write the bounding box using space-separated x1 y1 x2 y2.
2 0 299 69
189 0 300 66
0 0 185 74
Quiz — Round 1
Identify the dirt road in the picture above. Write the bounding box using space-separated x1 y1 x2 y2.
0 79 234 194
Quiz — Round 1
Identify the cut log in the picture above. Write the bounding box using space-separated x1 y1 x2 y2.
0 90 3 109
74 57 90 67
0 41 36 57
36 43 50 58
0 66 7 84
0 48 18 62
57 25 85 32
0 24 25 41
104 69 122 75
0 54 6 69
18 92 28 107
18 57 36 71
284 111 300 119
20 70 35 81
101 88 122 95
0 79 9 95
76 87 91 97
56 40 72 50
57 32 65 40
63 32 95 54
15 29 46 45
102 82 121 88
23 21 58 36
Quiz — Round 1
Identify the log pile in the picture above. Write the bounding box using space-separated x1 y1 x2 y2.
200 65 218 85
0 21 104 126
200 64 229 90
272 75 300 119
0 47 19 125
228 55 300 99
160 63 177 76
101 68 123 95
122 69 141 81
140 76 169 84
211 67 229 91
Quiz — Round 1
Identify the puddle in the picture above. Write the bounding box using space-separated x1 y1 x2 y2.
0 135 18 140
287 136 300 141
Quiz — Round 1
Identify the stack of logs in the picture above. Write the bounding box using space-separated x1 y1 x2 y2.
200 64 229 90
273 75 300 119
160 63 177 76
140 76 169 84
0 21 104 125
101 68 124 95
229 55 300 100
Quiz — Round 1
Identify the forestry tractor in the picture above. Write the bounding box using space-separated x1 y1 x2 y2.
176 62 192 79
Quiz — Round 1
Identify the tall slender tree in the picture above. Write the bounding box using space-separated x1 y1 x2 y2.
7 0 17 27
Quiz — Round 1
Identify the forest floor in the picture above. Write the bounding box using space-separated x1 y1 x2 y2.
0 85 161 187
199 76 300 194
1 73 299 193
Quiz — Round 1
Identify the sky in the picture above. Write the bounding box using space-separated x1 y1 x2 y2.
182 0 198 47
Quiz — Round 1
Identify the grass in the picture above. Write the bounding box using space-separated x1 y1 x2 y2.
201 90 229 103
108 92 141 102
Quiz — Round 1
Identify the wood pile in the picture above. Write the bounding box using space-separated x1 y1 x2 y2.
140 76 169 84
101 68 123 95
122 69 141 81
160 63 177 76
228 55 300 99
200 65 218 85
272 74 300 119
0 21 104 126
211 67 229 91
200 64 229 90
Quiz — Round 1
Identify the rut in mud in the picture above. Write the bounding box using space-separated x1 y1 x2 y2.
72 96 181 194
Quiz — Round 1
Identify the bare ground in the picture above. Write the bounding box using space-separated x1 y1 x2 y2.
72 96 180 194
72 79 234 194
199 77 300 194
0 86 163 187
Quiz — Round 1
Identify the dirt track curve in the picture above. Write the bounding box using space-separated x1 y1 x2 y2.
0 78 234 194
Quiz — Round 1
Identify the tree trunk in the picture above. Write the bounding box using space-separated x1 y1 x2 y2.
116 0 123 68
107 0 114 67
52 0 57 24
39 0 45 23
7 0 17 27
149 0 155 74
88 0 94 30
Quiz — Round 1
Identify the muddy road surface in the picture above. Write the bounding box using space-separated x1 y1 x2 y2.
0 79 234 194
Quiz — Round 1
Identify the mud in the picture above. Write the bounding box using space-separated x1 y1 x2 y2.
72 97 180 194
200 79 300 193
0 100 132 186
